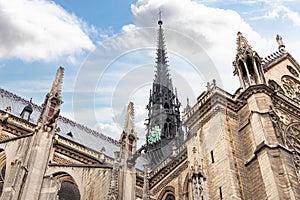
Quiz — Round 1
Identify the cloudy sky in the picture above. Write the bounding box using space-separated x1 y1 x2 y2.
1 0 300 145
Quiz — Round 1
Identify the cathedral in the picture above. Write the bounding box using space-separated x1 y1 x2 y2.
0 16 300 200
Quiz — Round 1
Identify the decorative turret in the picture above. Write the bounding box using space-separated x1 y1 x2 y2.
145 13 184 167
233 32 265 89
38 67 64 129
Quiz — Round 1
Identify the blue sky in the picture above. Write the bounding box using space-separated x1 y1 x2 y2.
1 0 300 143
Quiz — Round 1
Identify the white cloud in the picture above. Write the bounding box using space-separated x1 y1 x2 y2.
122 24 136 32
263 5 300 26
94 122 123 139
0 0 95 61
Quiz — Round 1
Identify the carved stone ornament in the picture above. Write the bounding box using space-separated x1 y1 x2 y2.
285 122 300 182
268 80 284 94
281 75 300 102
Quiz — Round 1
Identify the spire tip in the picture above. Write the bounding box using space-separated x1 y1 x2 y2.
158 9 163 25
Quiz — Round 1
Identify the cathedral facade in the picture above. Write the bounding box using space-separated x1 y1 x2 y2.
0 18 300 200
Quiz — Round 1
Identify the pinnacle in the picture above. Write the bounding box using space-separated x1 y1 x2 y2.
236 31 252 52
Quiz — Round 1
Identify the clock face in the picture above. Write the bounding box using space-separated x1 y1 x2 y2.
148 126 161 145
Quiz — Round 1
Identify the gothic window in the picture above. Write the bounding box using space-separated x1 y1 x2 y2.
55 173 80 200
246 57 255 76
165 194 175 200
281 75 300 102
255 58 261 70
285 122 300 180
238 60 247 77
48 101 56 117
0 151 6 197
158 186 176 200
128 138 133 155
57 181 80 200
287 65 299 77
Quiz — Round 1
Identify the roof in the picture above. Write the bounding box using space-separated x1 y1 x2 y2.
0 88 119 158
262 50 287 70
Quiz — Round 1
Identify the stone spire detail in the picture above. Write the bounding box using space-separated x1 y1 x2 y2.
38 66 64 129
236 32 252 53
154 13 171 89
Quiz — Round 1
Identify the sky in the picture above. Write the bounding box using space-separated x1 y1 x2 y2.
1 0 300 145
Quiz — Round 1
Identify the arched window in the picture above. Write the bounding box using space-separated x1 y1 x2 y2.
165 194 175 200
58 181 80 200
0 150 6 197
238 60 247 77
158 186 176 200
246 57 255 76
54 173 80 200
268 80 284 94
285 122 300 178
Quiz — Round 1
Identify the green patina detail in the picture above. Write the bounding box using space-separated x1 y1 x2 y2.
148 126 161 144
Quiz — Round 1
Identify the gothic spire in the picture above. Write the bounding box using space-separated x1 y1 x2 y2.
154 12 171 88
145 14 184 167
236 32 252 53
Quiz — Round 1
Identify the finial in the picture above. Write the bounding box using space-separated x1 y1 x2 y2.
124 102 135 133
276 34 286 53
236 31 252 52
158 9 163 25
50 66 64 97
187 97 190 106
30 97 32 103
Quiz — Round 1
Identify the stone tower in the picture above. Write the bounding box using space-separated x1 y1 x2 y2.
145 16 183 167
